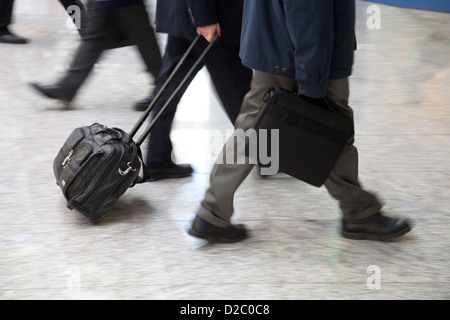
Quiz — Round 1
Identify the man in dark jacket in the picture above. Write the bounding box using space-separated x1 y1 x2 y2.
134 0 252 181
30 0 161 104
188 0 413 243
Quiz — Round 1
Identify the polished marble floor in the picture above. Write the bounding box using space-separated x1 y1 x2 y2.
0 0 449 300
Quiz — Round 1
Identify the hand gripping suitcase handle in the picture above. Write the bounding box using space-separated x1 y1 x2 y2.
130 34 220 147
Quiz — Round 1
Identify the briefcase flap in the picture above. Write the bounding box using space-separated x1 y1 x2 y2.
253 86 354 187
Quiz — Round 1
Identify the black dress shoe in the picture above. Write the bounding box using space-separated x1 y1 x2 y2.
0 33 29 44
188 215 248 243
134 97 152 112
342 212 413 241
30 83 73 104
143 164 193 181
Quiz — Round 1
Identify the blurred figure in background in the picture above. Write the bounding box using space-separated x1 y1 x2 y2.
136 0 252 182
0 0 29 44
59 0 89 38
188 0 413 243
59 0 129 47
30 0 161 106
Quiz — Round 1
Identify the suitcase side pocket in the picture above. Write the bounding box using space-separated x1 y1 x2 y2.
56 142 100 199
53 127 89 182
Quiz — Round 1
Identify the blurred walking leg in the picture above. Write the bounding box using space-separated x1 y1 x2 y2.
115 3 162 82
54 5 119 100
323 78 382 220
59 0 88 37
144 36 205 171
0 0 14 35
0 0 28 44
197 70 289 228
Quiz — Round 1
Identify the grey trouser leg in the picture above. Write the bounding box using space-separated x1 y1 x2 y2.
198 71 382 228
324 78 382 219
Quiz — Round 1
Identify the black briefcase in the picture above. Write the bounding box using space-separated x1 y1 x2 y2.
253 86 354 187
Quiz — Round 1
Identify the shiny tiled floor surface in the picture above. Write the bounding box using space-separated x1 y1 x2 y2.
0 1 449 300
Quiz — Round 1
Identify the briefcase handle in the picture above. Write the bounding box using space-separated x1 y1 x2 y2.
129 34 219 147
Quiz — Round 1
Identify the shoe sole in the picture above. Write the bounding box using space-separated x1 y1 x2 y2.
342 224 412 241
187 228 247 243
30 84 73 104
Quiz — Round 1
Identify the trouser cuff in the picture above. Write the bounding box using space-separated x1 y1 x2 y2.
343 199 384 221
196 205 230 228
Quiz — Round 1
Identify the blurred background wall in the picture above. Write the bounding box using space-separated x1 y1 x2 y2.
367 0 450 12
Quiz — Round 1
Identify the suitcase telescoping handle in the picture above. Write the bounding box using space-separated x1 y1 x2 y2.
129 34 219 147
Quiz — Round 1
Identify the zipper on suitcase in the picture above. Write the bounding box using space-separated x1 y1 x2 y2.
62 150 75 168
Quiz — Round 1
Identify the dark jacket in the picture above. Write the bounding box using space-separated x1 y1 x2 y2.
155 0 244 45
239 0 357 98
94 0 143 8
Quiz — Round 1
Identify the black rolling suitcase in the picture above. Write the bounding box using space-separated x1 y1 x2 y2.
53 35 216 223
253 86 355 187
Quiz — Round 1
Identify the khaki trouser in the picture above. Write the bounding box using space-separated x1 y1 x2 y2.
198 70 382 228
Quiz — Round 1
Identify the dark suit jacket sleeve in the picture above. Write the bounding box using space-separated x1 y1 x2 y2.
185 0 219 27
283 0 335 98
